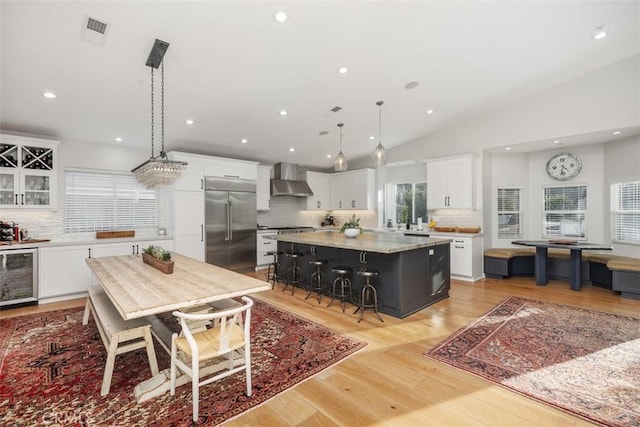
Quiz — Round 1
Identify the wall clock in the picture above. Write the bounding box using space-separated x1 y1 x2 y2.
546 153 581 181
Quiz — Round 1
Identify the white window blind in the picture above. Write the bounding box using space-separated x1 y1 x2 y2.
610 180 640 244
543 185 587 239
497 188 522 238
65 170 158 233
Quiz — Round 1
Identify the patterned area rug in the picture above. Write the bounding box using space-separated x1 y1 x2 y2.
425 296 640 426
0 299 366 426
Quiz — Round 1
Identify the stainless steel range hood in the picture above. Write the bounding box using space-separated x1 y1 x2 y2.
270 162 313 197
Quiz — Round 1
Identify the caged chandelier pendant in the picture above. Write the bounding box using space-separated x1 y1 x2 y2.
132 39 187 188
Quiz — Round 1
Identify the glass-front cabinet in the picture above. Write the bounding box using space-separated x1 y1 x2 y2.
0 135 59 209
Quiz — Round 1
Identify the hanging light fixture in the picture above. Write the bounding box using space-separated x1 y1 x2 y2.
334 123 348 172
132 39 187 188
371 100 388 167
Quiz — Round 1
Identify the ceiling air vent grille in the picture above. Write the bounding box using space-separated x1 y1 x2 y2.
330 106 343 112
87 17 107 34
322 105 343 118
81 15 110 45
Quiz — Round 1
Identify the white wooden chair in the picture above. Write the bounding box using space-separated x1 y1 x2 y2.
170 296 254 422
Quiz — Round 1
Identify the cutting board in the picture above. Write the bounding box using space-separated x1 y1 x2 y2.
96 230 135 239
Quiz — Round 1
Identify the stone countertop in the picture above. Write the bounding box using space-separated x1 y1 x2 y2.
273 231 451 254
0 235 174 250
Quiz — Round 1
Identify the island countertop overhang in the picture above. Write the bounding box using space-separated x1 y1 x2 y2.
272 231 452 254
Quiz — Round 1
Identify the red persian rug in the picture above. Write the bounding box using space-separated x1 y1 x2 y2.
0 299 366 426
425 296 640 427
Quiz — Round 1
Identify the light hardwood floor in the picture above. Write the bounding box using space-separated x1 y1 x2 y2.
3 274 638 426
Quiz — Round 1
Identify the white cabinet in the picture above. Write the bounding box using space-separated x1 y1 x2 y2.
174 191 205 261
330 168 375 210
305 171 331 210
447 235 483 281
257 165 271 211
256 230 277 269
0 134 59 209
427 156 474 209
203 157 257 180
169 153 204 192
90 241 137 257
39 245 92 299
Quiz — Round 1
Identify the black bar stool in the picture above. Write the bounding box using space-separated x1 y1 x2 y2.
327 266 353 313
306 259 327 303
265 250 283 288
282 251 304 295
354 269 383 323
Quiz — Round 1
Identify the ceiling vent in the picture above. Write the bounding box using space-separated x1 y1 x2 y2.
322 105 343 118
81 15 110 45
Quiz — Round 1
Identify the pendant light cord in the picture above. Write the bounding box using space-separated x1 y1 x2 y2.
160 61 166 158
150 67 155 158
377 100 384 146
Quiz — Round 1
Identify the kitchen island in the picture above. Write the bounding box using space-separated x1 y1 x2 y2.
274 231 452 318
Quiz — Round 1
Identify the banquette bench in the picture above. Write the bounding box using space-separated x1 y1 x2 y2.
484 248 640 299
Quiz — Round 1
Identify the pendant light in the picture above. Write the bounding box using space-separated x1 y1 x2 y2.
132 39 187 188
334 123 348 172
371 100 388 167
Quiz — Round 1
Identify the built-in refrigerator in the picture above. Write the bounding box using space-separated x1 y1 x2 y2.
205 177 256 273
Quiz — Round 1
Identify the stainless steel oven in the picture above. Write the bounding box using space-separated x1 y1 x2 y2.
0 248 37 307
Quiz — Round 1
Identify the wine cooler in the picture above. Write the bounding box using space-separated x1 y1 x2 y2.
0 248 37 307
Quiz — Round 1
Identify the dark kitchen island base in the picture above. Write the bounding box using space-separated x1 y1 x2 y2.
277 241 450 319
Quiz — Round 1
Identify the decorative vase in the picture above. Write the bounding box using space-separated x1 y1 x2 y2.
343 228 360 238
142 253 174 274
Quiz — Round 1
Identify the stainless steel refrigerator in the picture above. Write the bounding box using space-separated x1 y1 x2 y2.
205 177 256 273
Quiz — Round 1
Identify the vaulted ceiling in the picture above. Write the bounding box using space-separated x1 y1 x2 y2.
1 1 638 168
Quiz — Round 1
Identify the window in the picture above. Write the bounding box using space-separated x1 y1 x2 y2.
389 182 427 225
65 170 158 233
610 180 640 244
497 188 522 238
543 185 587 239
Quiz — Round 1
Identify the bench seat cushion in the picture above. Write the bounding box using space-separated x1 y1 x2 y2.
608 257 640 272
483 248 535 259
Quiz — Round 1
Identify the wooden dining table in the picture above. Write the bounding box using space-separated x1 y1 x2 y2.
85 253 271 402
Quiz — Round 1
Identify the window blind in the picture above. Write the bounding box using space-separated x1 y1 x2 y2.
610 180 640 244
543 185 587 238
497 188 522 238
65 170 158 233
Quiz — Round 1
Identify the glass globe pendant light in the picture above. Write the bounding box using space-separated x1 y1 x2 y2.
334 123 348 172
371 100 388 167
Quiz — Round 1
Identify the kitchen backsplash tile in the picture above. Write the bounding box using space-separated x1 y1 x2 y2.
428 209 481 228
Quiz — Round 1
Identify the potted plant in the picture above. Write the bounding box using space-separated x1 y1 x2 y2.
340 214 361 238
141 245 174 274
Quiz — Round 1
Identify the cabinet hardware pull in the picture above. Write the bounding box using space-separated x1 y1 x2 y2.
224 175 240 179
201 224 204 242
88 248 92 258
14 194 18 205
455 245 464 249
21 194 24 205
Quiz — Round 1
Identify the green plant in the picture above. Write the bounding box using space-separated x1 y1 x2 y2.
339 214 361 232
143 245 172 261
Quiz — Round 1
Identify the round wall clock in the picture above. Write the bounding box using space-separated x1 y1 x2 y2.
546 153 581 181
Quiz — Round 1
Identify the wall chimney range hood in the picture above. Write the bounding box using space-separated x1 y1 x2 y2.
270 162 313 197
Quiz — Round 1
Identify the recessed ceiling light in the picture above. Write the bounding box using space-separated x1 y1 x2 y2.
504 147 512 151
405 81 419 90
289 147 295 152
185 119 194 125
552 139 561 144
274 11 288 23
326 154 332 158
279 110 288 116
426 109 434 115
612 131 622 135
369 136 375 140
115 137 123 142
337 66 349 74
592 25 608 40
241 138 248 143
42 91 56 99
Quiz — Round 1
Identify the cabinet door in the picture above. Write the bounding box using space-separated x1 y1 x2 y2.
446 157 473 208
450 238 471 277
347 169 374 209
171 154 203 192
257 165 271 211
0 169 19 207
305 171 330 210
203 158 257 180
426 160 450 209
39 245 92 299
256 232 277 266
174 191 205 261
91 242 137 257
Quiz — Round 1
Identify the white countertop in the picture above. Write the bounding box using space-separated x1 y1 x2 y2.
0 235 174 250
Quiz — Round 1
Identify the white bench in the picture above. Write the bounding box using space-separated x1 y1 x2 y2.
82 284 159 396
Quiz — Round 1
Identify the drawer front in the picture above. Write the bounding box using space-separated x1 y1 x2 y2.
257 251 275 266
257 238 276 253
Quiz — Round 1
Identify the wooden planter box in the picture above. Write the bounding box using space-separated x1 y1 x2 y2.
142 253 174 274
